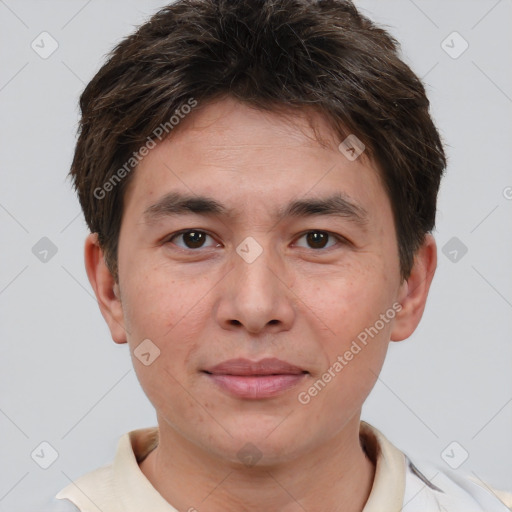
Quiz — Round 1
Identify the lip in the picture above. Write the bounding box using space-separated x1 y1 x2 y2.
203 358 308 399
204 357 306 376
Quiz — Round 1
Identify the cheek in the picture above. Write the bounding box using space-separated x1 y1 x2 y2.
293 258 395 409
297 318 390 435
124 284 208 423
122 264 216 379
297 259 396 341
120 288 201 417
122 261 209 340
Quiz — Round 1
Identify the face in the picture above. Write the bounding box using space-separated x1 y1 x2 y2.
91 97 431 465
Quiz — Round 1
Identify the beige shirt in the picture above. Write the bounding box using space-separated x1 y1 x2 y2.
55 421 512 511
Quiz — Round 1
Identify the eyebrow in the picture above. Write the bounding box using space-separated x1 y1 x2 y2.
142 191 369 227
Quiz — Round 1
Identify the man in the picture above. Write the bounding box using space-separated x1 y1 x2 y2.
55 0 511 510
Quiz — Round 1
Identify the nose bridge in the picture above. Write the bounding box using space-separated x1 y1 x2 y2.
234 234 281 304
215 234 295 332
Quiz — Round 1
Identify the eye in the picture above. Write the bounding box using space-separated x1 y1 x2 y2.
294 230 344 250
166 230 220 250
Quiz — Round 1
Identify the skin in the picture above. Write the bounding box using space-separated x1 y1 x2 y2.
85 97 436 512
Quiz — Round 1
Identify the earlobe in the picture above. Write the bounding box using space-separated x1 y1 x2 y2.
84 233 127 344
390 234 437 342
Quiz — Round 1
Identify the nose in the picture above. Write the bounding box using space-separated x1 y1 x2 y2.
214 240 296 334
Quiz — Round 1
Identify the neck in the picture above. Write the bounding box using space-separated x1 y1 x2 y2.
139 416 375 512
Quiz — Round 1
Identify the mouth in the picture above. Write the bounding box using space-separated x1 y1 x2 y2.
202 358 309 399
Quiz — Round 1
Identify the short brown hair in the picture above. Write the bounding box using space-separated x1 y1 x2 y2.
69 0 446 282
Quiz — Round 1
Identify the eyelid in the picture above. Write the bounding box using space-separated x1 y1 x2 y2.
164 229 221 249
292 230 351 249
163 229 351 251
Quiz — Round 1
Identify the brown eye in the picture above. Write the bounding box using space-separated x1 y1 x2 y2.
169 230 217 249
306 232 329 249
182 231 206 248
295 231 341 250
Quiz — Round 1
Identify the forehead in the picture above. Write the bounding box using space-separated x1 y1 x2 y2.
121 97 389 224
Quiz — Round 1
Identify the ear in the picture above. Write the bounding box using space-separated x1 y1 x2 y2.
84 233 127 344
390 234 437 342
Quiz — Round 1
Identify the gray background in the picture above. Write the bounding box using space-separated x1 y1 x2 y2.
0 0 511 510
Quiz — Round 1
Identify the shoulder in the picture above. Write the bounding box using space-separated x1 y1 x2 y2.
47 496 82 511
402 455 512 512
53 427 159 512
54 463 115 512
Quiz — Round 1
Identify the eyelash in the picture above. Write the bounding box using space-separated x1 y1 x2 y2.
164 229 350 252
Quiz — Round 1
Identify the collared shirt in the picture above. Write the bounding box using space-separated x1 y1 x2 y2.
53 421 512 511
